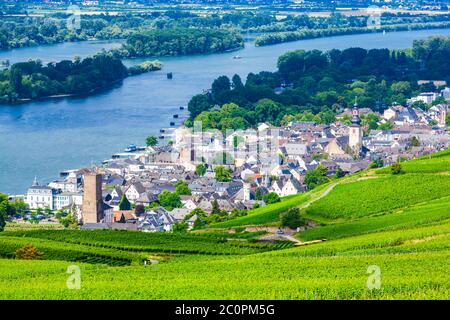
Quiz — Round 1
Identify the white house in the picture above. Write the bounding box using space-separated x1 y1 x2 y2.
124 181 146 203
270 178 304 197
26 178 59 210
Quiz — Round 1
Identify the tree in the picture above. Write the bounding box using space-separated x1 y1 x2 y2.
15 244 44 260
119 194 131 210
391 162 403 175
304 164 329 189
211 199 220 215
378 121 394 130
59 212 78 228
263 192 280 204
145 135 158 147
334 167 345 179
409 136 420 148
0 214 5 232
172 221 188 233
211 75 231 105
192 217 206 230
280 208 304 229
175 180 191 196
214 166 232 182
255 187 264 201
158 190 182 210
369 158 384 168
118 213 126 223
0 193 16 219
195 164 207 176
188 93 211 120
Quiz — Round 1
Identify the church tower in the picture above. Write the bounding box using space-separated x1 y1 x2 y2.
349 100 363 153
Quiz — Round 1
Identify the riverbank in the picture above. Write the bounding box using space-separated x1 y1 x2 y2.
255 21 450 46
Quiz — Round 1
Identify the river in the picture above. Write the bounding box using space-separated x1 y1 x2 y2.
1 29 450 194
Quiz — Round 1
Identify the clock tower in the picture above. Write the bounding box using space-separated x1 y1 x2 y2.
349 101 363 153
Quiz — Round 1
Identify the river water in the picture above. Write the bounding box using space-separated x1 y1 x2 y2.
1 29 450 194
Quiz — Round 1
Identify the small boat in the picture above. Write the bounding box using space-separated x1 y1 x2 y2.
173 114 179 119
167 72 173 79
160 129 165 133
159 135 164 139
233 55 242 60
170 122 175 126
124 144 137 152
179 106 185 110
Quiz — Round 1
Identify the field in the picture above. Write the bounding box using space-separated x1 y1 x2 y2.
0 150 449 299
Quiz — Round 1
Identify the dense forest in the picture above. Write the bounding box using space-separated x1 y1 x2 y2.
187 36 450 131
111 28 244 57
0 54 161 104
0 12 265 50
255 21 450 46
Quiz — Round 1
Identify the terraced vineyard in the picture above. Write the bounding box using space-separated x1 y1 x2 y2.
0 229 289 258
0 149 449 299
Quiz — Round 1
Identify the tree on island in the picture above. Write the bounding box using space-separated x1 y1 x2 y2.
119 194 132 210
146 136 158 147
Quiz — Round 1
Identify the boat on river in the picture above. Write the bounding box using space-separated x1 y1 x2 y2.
124 144 137 152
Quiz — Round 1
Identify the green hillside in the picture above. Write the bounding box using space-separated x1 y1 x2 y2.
0 150 449 299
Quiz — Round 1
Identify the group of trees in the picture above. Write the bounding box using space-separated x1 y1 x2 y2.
0 53 161 104
156 181 192 211
214 166 233 182
0 53 126 103
111 28 244 58
0 193 28 231
188 36 450 131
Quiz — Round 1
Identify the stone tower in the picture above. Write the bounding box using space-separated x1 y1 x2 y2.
349 101 363 153
82 173 103 224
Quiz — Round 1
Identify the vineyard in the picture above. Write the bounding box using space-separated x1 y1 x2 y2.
376 149 450 174
0 230 291 260
0 150 449 299
299 196 450 241
304 174 450 220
